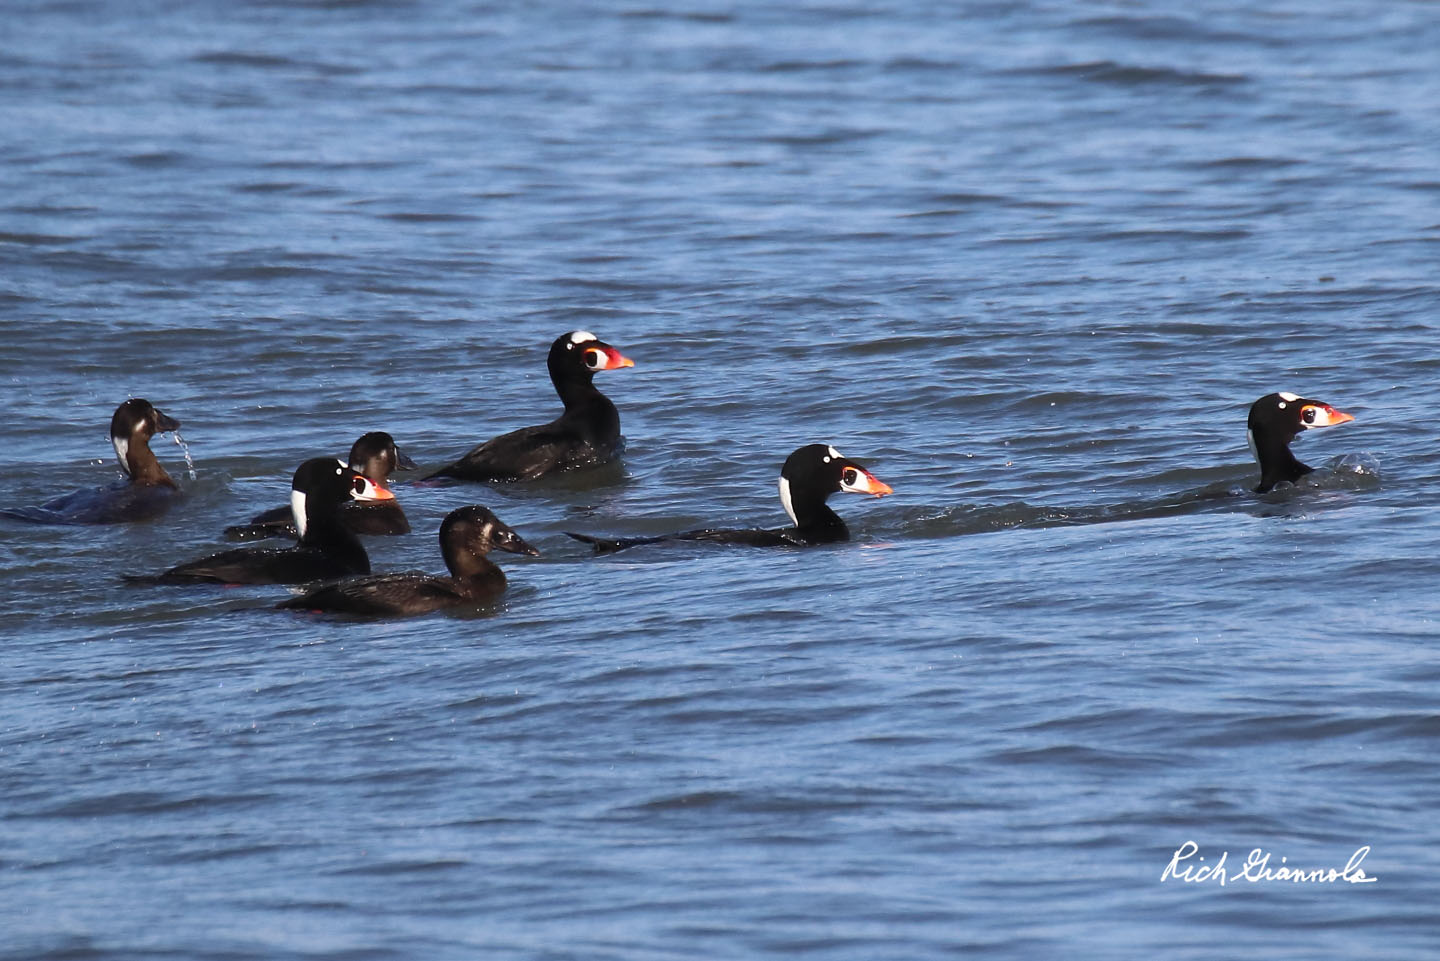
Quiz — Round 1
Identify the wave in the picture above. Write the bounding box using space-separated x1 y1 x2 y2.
1008 59 1248 88
885 455 1381 542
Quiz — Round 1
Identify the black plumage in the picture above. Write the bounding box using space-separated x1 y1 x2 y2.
423 331 634 483
126 458 392 585
1247 392 1354 493
566 443 891 554
224 431 415 541
279 505 539 616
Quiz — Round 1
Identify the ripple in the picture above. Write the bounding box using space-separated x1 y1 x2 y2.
0 231 79 245
1012 59 1249 86
191 51 361 75
1 1 1437 956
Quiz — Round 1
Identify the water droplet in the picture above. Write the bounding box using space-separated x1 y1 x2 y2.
172 431 197 481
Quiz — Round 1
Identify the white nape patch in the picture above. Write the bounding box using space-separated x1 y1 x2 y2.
291 490 308 539
113 436 131 476
568 330 597 346
1246 428 1259 466
1278 391 1300 402
778 476 798 526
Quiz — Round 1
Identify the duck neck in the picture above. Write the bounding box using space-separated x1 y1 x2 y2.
442 544 506 597
550 363 619 444
301 513 370 572
549 356 600 409
1252 429 1310 493
123 433 176 488
788 494 849 544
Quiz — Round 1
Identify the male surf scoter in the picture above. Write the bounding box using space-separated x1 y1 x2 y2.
423 331 634 483
566 443 892 553
279 505 540 616
127 458 392 585
2 398 183 524
1248 391 1354 493
224 431 416 540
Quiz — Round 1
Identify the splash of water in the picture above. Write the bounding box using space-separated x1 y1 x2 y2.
172 431 197 481
1330 451 1382 480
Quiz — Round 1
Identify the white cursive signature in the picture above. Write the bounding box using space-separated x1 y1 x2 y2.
1161 841 1377 886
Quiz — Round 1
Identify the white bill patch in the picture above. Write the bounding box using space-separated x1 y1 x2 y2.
351 476 386 502
778 475 797 526
569 330 597 345
112 436 131 476
291 490 308 539
1278 391 1300 402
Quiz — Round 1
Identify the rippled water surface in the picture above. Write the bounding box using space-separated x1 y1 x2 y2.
3 1 1438 958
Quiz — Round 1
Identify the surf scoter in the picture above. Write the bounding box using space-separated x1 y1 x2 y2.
1248 391 1354 493
565 443 892 553
127 458 393 585
2 398 183 524
224 431 416 540
278 505 540 616
423 331 634 483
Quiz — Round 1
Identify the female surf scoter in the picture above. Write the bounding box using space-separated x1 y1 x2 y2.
423 331 634 482
224 431 416 540
127 458 392 585
2 398 183 524
1248 391 1354 493
566 443 892 553
278 505 540 616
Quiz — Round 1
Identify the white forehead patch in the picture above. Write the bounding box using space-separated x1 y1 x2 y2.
568 330 597 346
778 475 798 526
1278 391 1299 402
826 445 842 461
291 490 309 539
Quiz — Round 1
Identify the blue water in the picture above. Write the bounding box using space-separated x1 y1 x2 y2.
2 1 1438 958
